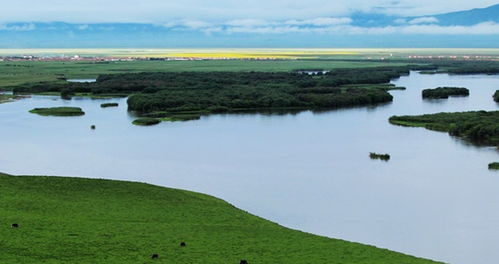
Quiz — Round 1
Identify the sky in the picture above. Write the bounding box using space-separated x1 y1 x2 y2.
0 0 498 48
1 0 497 23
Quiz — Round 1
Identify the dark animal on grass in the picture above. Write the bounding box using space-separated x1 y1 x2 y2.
11 223 19 228
151 254 159 259
180 242 186 247
240 260 248 264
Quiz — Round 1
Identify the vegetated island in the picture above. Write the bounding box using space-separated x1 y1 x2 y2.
132 117 161 126
100 102 119 108
29 107 85 116
422 87 469 99
489 162 499 170
10 66 432 122
370 152 391 161
0 172 442 263
493 90 499 102
389 111 499 146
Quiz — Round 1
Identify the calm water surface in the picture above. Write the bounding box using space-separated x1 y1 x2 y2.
1 72 499 264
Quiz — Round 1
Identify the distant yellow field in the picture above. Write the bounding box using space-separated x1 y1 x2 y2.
1 48 499 59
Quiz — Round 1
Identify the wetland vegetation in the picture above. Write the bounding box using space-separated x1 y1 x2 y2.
489 162 499 170
132 117 161 126
389 111 499 146
100 102 119 108
422 87 469 99
369 153 391 161
29 107 85 117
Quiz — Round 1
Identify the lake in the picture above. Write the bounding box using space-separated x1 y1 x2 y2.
1 71 499 264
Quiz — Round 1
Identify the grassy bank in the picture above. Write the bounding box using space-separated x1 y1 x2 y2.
0 173 441 263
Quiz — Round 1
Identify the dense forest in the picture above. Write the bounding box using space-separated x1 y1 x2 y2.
11 66 426 116
389 111 499 146
422 87 469 99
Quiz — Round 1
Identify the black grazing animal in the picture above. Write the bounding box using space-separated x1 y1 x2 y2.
151 254 159 259
240 260 248 264
180 242 186 247
11 223 19 228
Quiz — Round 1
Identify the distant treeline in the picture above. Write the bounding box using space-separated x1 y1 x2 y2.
409 60 499 75
390 111 499 146
11 65 431 115
422 87 469 99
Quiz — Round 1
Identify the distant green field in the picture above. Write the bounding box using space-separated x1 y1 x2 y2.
0 173 440 263
0 60 409 88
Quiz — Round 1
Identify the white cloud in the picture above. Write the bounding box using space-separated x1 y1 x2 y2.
226 19 270 27
199 21 499 35
408 16 439 24
285 17 352 26
77 24 89 30
0 23 36 31
0 0 497 23
162 20 212 29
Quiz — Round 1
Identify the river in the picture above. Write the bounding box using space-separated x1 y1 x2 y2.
1 71 498 264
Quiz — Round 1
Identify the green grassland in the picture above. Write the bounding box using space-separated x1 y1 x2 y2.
0 173 441 264
0 60 409 88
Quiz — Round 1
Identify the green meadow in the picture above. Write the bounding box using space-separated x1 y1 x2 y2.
0 60 408 88
0 173 441 263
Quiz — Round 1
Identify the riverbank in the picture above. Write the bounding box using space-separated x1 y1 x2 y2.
0 173 440 263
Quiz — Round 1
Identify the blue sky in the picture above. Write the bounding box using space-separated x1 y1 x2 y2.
1 0 497 23
0 0 498 48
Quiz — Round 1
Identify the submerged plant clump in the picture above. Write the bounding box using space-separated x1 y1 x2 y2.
29 107 85 116
370 152 391 161
101 103 119 108
489 162 499 170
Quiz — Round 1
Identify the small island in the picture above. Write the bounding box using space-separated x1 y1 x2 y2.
493 90 499 102
422 87 469 99
489 163 499 170
100 103 119 108
132 118 161 126
370 152 391 161
29 107 85 116
390 111 499 146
